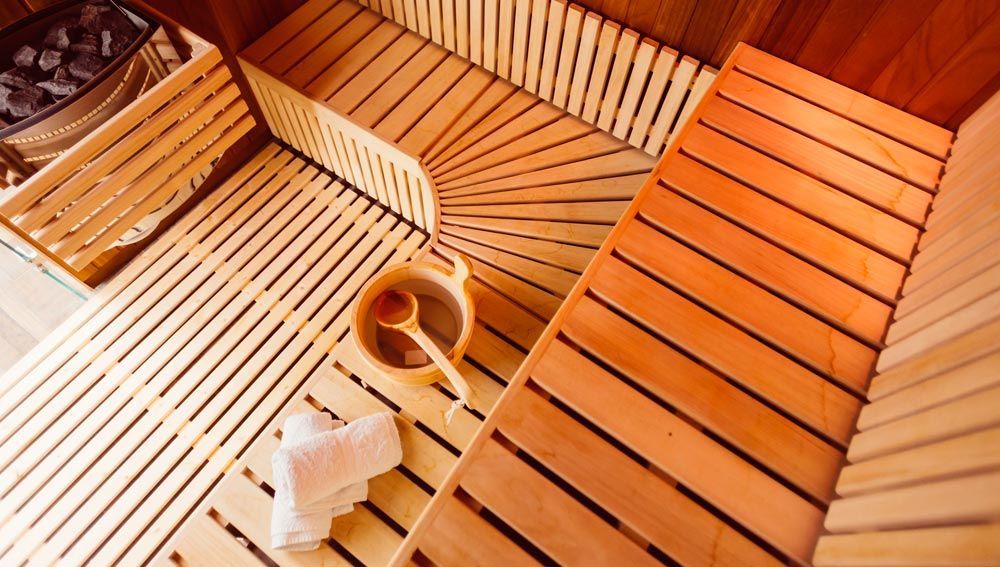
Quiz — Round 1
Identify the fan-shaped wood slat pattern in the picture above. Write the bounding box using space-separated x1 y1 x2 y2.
239 0 661 319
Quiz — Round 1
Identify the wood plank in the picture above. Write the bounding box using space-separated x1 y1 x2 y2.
566 11 600 114
531 340 825 564
701 97 932 225
437 234 576 296
847 385 1000 462
858 352 1000 430
500 387 778 566
719 71 943 191
644 55 697 155
537 0 566 100
442 215 611 247
813 524 1000 567
660 154 907 303
563 294 844 503
618 220 876 394
836 427 1000 497
438 149 654 197
439 174 644 205
582 21 621 123
612 38 656 139
597 29 639 131
442 201 628 224
173 514 266 566
590 256 861 445
641 185 893 345
461 439 657 565
420 497 540 566
869 319 1000 400
682 124 920 263
440 224 594 272
824 470 1000 533
877 294 1000 372
628 47 677 147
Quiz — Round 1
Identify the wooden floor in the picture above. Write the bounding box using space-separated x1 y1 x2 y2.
394 44 952 566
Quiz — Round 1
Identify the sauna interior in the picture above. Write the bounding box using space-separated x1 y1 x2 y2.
0 0 997 565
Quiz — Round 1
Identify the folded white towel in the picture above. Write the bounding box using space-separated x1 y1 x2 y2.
272 412 402 511
270 413 370 551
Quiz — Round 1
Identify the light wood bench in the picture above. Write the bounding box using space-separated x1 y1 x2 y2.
388 43 955 566
0 39 253 285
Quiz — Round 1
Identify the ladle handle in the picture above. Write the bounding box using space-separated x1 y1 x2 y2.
407 327 477 410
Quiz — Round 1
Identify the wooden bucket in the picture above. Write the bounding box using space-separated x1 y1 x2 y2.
350 254 475 386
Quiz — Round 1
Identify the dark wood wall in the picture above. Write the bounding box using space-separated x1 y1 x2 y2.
579 0 1000 129
3 0 998 130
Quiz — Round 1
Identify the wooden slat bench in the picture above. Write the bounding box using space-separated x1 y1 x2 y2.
0 144 429 565
389 43 954 566
0 40 254 285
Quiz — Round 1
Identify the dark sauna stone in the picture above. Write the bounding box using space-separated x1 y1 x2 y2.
38 49 63 72
101 29 132 58
37 78 78 97
70 33 100 55
53 65 72 80
44 17 81 51
13 45 39 68
0 67 42 89
68 53 105 81
79 3 112 32
7 86 46 118
0 84 11 115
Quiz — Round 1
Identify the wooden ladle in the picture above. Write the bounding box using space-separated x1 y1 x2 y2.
373 289 477 410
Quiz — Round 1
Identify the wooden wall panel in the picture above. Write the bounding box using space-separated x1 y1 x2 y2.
7 0 997 129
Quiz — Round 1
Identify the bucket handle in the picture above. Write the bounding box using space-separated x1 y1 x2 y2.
451 253 473 289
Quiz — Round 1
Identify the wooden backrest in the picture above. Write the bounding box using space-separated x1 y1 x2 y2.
0 43 254 279
348 0 718 156
241 60 438 233
814 90 1000 565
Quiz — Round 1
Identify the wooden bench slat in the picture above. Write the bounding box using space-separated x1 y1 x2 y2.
682 124 920 263
661 154 907 303
720 70 943 191
461 438 656 565
531 339 825 564
701 97 932 225
618 220 875 394
590 256 861 445
731 45 953 160
500 386 778 566
641 185 893 344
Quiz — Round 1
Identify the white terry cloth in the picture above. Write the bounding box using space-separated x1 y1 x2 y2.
271 413 369 551
272 412 402 511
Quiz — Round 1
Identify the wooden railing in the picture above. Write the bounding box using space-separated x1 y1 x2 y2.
813 90 1000 566
0 44 253 277
356 0 717 156
241 59 438 233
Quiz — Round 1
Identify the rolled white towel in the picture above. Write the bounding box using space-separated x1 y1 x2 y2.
272 412 402 511
270 413 369 551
